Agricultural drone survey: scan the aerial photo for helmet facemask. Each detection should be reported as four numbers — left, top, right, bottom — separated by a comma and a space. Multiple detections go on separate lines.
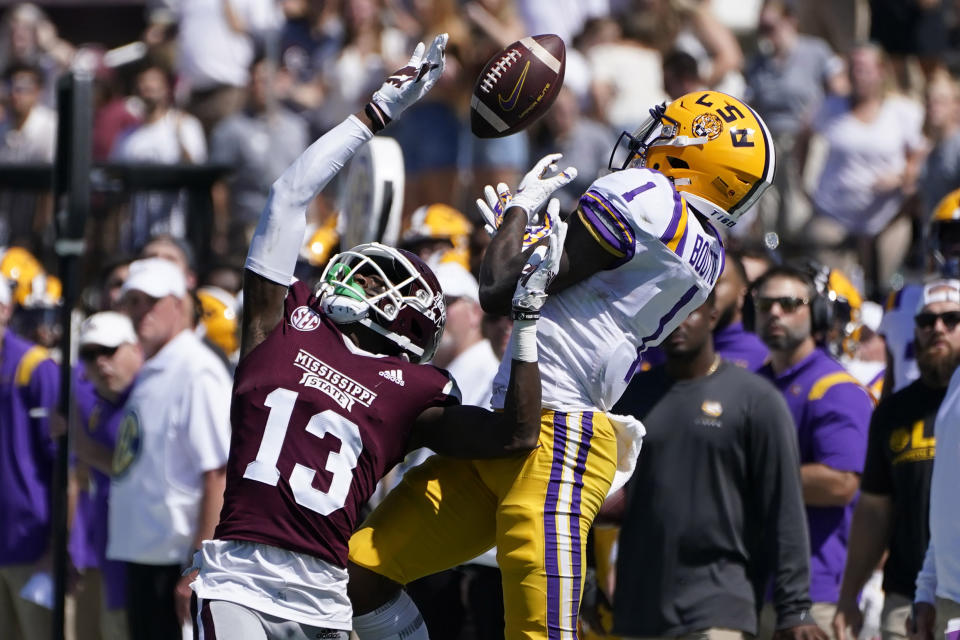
317, 243, 445, 363
608, 103, 709, 174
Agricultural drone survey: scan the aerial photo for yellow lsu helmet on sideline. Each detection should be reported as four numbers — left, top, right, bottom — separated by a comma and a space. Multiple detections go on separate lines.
0, 246, 44, 306
929, 187, 960, 276
609, 90, 775, 228
197, 286, 239, 357
400, 203, 473, 270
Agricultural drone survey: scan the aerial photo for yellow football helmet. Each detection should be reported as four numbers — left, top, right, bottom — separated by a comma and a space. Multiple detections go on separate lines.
303, 214, 341, 269
400, 204, 472, 270
0, 246, 44, 306
929, 187, 960, 276
197, 286, 239, 357
609, 90, 775, 228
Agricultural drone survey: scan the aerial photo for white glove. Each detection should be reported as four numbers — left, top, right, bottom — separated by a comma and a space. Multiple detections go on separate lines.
368, 33, 447, 128
510, 153, 577, 223
511, 200, 568, 320
477, 183, 565, 249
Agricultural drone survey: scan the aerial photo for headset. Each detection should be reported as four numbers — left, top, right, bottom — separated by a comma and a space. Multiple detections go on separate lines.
743, 263, 831, 337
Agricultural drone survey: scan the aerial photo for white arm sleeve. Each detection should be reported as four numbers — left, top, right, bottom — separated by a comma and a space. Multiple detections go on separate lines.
245, 115, 374, 285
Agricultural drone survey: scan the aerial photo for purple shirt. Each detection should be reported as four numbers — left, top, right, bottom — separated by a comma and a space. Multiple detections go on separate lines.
68, 367, 127, 609
714, 322, 769, 372
0, 329, 59, 565
760, 348, 873, 603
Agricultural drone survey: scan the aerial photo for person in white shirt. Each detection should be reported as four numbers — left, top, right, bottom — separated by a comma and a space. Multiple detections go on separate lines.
432, 262, 500, 408
0, 62, 57, 248
909, 298, 960, 639
111, 61, 207, 253
107, 258, 231, 640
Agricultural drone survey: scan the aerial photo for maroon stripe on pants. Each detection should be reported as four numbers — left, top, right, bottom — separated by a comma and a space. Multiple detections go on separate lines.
193, 596, 218, 640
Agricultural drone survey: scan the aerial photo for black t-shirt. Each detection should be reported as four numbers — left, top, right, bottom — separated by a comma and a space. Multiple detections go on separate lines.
860, 379, 941, 599
611, 361, 811, 636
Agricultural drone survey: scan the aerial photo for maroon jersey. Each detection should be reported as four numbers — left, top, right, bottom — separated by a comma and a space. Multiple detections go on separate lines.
215, 281, 459, 567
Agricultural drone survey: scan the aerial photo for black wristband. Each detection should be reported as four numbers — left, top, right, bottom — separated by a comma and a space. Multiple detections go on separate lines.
511, 309, 540, 321
364, 102, 392, 133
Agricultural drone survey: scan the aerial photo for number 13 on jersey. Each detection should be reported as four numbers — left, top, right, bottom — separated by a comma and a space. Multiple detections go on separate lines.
243, 388, 364, 516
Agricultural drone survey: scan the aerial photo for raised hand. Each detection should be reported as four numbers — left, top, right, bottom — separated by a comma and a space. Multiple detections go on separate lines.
367, 33, 448, 130
511, 198, 568, 320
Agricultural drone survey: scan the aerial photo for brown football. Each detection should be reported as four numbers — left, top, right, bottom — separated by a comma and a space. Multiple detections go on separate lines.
470, 34, 566, 139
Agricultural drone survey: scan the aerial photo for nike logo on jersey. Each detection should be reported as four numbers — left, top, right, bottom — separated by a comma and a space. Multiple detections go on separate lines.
498, 61, 530, 111
378, 369, 405, 386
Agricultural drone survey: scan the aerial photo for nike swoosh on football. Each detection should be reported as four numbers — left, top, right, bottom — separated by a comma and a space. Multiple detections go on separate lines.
498, 61, 531, 112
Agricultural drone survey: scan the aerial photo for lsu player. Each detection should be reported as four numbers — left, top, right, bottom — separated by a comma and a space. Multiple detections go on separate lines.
347, 91, 775, 639
881, 187, 960, 397
187, 34, 562, 639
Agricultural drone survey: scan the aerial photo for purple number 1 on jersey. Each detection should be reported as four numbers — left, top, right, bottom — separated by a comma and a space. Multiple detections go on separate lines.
622, 181, 655, 202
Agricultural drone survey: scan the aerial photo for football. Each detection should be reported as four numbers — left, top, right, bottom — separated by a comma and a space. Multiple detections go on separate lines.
470, 34, 566, 139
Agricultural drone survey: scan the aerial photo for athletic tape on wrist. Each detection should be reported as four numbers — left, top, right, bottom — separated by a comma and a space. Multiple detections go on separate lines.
510, 320, 538, 362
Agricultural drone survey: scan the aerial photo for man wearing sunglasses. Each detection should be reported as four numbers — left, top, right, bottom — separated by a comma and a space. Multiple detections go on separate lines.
908, 279, 960, 639
833, 280, 960, 640
70, 312, 144, 639
753, 265, 874, 637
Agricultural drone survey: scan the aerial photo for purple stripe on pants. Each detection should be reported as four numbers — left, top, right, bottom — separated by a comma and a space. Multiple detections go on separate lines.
544, 411, 568, 639
568, 413, 594, 629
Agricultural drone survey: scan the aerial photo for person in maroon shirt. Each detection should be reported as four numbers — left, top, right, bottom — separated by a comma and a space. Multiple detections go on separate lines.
188, 34, 556, 640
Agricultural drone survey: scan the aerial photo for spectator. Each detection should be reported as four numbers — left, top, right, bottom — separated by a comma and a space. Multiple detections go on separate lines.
806, 42, 925, 296
753, 265, 874, 637
662, 49, 704, 100
745, 0, 844, 239
432, 262, 499, 405
870, 0, 949, 90
0, 3, 73, 107
174, 0, 282, 135
108, 258, 231, 639
917, 70, 960, 217
833, 279, 960, 640
210, 55, 309, 259
70, 312, 143, 640
607, 292, 823, 640
400, 203, 474, 272
0, 62, 56, 251
910, 291, 960, 639
0, 277, 59, 640
794, 0, 870, 56
110, 61, 207, 254
713, 251, 769, 371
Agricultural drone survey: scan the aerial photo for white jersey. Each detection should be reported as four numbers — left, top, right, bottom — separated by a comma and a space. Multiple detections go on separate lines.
491, 168, 724, 413
108, 330, 232, 564
879, 283, 923, 394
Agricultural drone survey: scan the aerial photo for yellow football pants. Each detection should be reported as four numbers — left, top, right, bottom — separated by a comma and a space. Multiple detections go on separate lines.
349, 410, 619, 640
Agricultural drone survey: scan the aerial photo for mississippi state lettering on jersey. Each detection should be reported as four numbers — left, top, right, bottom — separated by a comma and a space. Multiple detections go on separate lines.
215, 281, 459, 567
492, 168, 724, 412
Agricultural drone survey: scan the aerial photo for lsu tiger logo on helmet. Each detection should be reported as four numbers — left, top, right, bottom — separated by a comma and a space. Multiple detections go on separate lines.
929, 187, 960, 277
609, 90, 775, 227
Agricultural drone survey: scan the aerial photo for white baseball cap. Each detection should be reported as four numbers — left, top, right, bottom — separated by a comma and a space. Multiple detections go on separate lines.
79, 311, 138, 349
917, 279, 960, 313
435, 262, 479, 304
120, 257, 187, 299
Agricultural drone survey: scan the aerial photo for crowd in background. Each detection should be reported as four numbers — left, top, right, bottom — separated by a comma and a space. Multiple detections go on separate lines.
3, 0, 960, 639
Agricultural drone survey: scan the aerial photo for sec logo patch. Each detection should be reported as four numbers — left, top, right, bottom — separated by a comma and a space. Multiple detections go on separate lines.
291, 306, 322, 331
113, 410, 142, 477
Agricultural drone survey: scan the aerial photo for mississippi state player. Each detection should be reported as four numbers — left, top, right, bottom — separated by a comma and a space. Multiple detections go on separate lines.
188, 34, 554, 640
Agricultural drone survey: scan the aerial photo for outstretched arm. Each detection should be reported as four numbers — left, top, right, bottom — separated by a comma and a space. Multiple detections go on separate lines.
240, 35, 448, 359
411, 217, 567, 457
